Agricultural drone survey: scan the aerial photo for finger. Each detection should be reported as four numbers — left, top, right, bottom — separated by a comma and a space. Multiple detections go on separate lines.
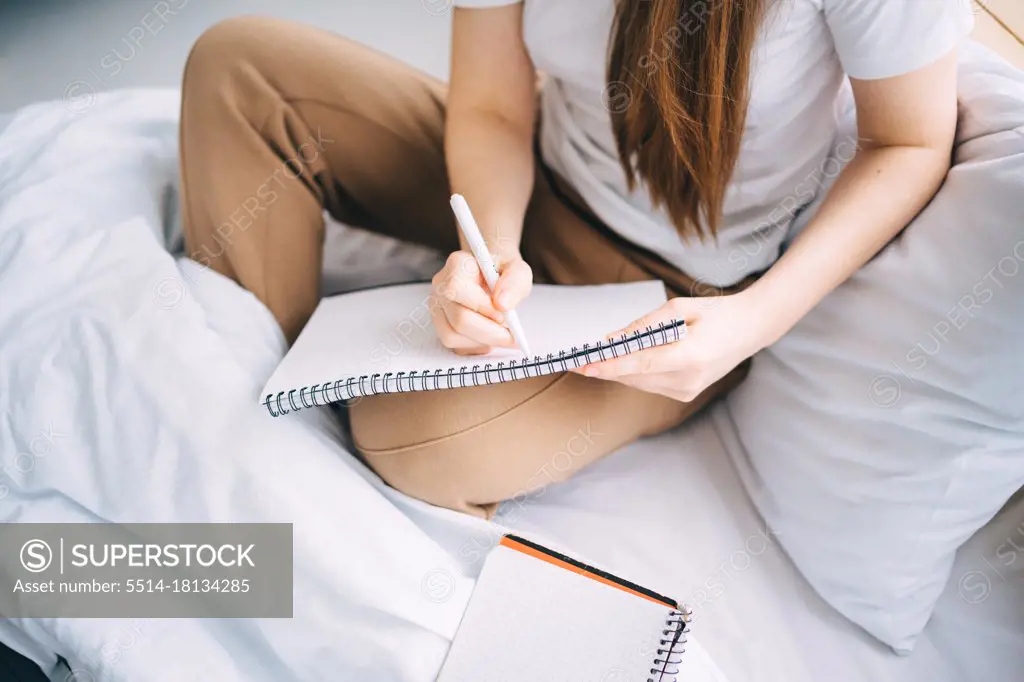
573, 344, 680, 379
493, 260, 533, 311
447, 251, 494, 297
613, 372, 704, 403
575, 364, 667, 396
444, 278, 506, 323
606, 298, 693, 340
434, 261, 504, 323
454, 346, 493, 356
444, 299, 517, 348
596, 372, 663, 394
431, 303, 495, 351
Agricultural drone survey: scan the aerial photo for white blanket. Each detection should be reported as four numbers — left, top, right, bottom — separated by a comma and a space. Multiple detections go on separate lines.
0, 89, 504, 682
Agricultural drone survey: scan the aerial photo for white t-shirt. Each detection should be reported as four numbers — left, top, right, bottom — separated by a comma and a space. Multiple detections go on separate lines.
453, 0, 973, 286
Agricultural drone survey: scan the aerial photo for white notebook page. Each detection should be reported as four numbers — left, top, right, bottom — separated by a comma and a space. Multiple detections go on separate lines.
438, 541, 727, 682
260, 280, 668, 400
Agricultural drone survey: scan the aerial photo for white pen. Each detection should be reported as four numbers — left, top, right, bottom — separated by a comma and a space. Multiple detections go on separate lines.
449, 194, 533, 358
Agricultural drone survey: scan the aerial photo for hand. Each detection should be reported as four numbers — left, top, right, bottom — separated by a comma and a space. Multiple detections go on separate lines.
571, 292, 771, 402
430, 251, 533, 355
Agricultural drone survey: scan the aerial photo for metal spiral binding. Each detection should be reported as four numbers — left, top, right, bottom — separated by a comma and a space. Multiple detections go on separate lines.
263, 319, 686, 417
648, 605, 692, 682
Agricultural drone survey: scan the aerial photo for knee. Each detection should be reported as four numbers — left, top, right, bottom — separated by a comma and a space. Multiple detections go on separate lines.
183, 16, 268, 91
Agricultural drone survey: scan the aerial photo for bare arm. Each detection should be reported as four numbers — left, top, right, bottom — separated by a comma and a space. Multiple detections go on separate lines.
429, 5, 538, 354
577, 49, 961, 402
446, 5, 537, 262
749, 50, 960, 347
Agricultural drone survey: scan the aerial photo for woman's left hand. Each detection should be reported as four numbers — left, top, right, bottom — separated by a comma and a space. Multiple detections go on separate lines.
571, 291, 774, 402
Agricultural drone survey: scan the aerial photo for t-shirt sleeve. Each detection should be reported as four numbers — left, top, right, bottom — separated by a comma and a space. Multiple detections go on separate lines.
822, 0, 974, 80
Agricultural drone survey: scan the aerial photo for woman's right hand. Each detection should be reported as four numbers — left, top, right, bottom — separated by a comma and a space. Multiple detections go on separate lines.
430, 250, 533, 355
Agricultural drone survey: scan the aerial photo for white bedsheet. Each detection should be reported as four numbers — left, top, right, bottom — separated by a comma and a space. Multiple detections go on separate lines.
0, 89, 490, 682
1, 89, 1020, 682
504, 412, 1024, 682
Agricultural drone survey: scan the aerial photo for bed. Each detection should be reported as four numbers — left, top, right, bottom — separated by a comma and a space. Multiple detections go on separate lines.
1, 42, 1022, 682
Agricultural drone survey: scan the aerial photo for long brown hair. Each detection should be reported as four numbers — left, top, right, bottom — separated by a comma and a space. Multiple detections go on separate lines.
607, 0, 767, 241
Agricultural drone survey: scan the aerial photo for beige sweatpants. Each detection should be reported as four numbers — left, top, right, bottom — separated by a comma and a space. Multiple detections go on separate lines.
179, 17, 753, 518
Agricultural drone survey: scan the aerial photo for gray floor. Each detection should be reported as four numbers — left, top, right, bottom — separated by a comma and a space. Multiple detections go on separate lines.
0, 0, 452, 113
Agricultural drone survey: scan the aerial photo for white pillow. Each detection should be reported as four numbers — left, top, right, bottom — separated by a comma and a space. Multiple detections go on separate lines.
923, 488, 1024, 676
715, 42, 1024, 653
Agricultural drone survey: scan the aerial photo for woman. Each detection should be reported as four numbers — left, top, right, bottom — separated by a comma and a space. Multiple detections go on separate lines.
179, 1, 970, 517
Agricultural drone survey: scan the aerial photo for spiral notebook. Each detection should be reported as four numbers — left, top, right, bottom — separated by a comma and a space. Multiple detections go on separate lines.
259, 280, 685, 417
437, 534, 719, 682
